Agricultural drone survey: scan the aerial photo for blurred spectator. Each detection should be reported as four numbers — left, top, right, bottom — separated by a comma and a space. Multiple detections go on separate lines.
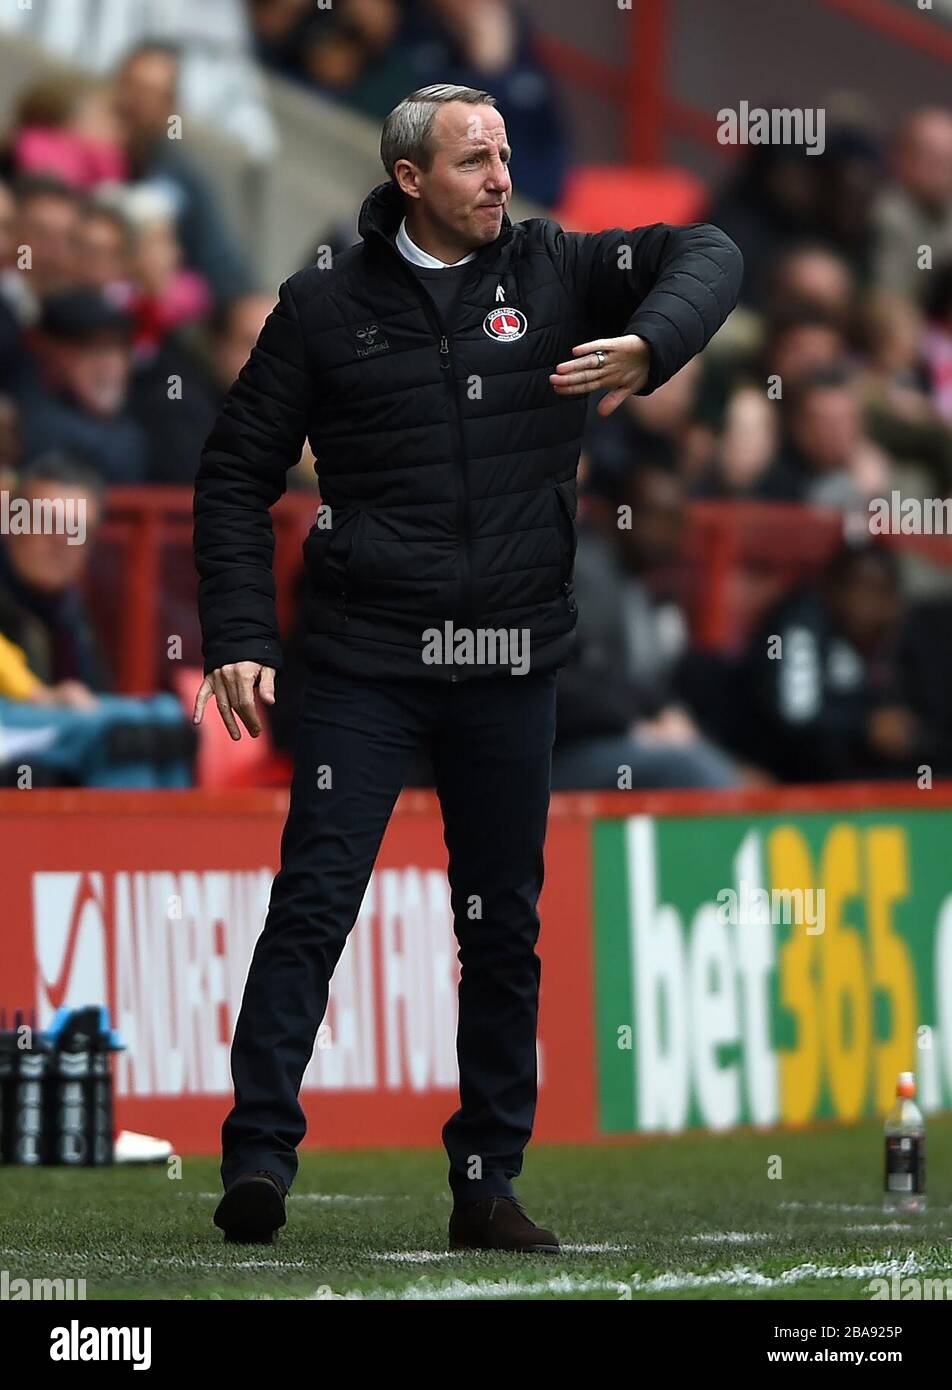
129, 292, 273, 484
13, 287, 148, 484
111, 41, 254, 304
0, 453, 110, 696
407, 0, 569, 207
890, 595, 952, 776
9, 174, 82, 318
857, 288, 952, 494
98, 184, 212, 354
778, 365, 891, 509
0, 178, 21, 380
924, 260, 952, 424
251, 0, 311, 64
552, 459, 739, 789
293, 0, 417, 118
0, 451, 195, 787
874, 109, 952, 303
209, 292, 275, 390
762, 307, 849, 388
74, 200, 134, 291
256, 0, 569, 207
0, 177, 16, 275
584, 360, 710, 492
2, 73, 126, 190
813, 123, 881, 282
708, 143, 821, 310
694, 387, 794, 501
0, 394, 20, 488
0, 0, 277, 162
768, 245, 856, 327
0, 73, 79, 168
734, 544, 937, 782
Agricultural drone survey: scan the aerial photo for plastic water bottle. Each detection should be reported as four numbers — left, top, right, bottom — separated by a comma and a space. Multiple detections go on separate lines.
884, 1071, 926, 1214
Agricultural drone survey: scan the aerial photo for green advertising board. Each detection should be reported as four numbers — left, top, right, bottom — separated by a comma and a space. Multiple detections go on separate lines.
595, 811, 952, 1133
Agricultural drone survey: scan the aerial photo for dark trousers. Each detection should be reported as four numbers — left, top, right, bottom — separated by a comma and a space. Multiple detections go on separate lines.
221, 663, 557, 1203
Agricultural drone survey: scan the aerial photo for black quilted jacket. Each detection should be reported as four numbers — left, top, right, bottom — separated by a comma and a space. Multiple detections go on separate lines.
193, 180, 742, 680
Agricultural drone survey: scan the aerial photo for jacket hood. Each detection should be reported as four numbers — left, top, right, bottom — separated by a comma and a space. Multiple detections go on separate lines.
357, 179, 514, 257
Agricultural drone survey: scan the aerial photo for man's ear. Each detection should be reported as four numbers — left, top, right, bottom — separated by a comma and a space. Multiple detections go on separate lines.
393, 161, 421, 201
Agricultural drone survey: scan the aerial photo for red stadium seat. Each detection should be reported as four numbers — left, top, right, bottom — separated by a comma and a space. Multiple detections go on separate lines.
555, 165, 708, 232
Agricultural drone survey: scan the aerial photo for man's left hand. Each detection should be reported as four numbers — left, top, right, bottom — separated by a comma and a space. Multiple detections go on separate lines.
548, 335, 651, 416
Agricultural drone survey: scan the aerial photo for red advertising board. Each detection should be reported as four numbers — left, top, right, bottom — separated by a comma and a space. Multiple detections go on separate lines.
0, 790, 596, 1155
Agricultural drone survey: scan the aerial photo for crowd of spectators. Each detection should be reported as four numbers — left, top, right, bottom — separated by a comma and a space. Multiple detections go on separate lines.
0, 5, 950, 789
556, 106, 952, 789
249, 0, 568, 207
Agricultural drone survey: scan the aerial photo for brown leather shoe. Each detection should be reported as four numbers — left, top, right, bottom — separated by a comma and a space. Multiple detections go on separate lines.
213, 1170, 287, 1244
449, 1196, 560, 1254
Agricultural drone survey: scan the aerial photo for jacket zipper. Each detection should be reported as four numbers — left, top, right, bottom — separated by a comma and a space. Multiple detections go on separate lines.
381, 246, 477, 647
438, 332, 474, 643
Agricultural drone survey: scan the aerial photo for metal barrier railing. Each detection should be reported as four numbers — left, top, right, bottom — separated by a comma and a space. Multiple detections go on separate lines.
81, 489, 952, 695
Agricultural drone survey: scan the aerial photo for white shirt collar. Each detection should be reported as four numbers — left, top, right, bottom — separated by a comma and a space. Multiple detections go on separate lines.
396, 217, 476, 269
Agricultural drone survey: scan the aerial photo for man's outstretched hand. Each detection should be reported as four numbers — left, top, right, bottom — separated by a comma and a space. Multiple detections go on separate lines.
549, 334, 651, 415
193, 662, 276, 740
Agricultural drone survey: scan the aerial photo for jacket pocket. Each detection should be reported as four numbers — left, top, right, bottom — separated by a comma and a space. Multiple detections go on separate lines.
551, 478, 578, 587
304, 506, 365, 600
340, 509, 367, 604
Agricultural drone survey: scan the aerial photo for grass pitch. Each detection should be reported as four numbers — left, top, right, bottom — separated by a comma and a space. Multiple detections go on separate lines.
2, 1116, 951, 1300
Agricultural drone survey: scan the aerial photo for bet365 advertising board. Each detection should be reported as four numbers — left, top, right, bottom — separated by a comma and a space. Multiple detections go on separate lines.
593, 808, 952, 1135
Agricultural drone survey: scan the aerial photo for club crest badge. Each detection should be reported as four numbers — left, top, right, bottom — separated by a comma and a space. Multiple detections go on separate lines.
483, 307, 527, 342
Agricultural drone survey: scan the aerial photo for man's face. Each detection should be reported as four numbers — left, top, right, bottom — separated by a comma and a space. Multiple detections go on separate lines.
75, 213, 131, 288
770, 324, 844, 384
213, 294, 273, 389
18, 192, 80, 293
114, 52, 177, 152
44, 334, 131, 417
897, 112, 952, 215
7, 482, 100, 593
830, 559, 901, 653
399, 103, 512, 251
790, 385, 860, 473
617, 468, 685, 576
775, 250, 853, 321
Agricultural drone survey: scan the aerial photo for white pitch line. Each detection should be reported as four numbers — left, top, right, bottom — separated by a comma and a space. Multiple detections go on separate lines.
779, 1201, 883, 1213
375, 1251, 457, 1263
372, 1243, 638, 1262
317, 1252, 948, 1300
846, 1223, 920, 1233
555, 1251, 639, 1262
779, 1201, 951, 1214
689, 1233, 771, 1243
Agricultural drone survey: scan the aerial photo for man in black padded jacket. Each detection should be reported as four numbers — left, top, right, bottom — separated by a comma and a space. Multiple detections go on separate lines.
193, 84, 743, 1252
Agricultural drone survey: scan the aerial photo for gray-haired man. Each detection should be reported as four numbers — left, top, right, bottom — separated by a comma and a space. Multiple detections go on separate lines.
194, 85, 743, 1251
